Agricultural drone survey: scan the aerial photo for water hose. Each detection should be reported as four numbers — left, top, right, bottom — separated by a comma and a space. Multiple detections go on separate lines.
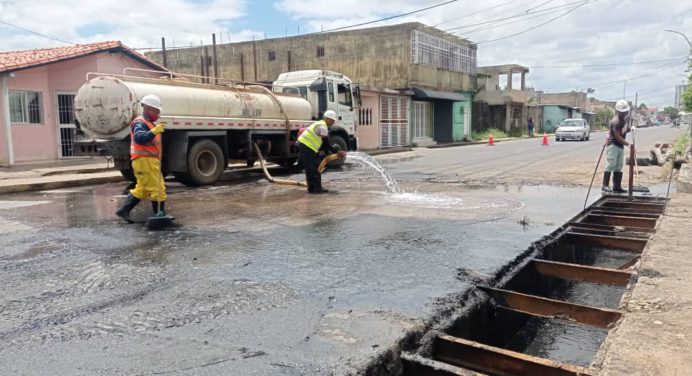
318, 154, 341, 174
253, 143, 307, 187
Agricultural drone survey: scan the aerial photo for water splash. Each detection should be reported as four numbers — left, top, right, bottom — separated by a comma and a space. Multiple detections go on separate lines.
346, 152, 401, 193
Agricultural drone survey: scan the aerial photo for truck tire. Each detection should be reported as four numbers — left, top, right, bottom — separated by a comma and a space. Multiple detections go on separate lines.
186, 139, 225, 186
328, 135, 347, 167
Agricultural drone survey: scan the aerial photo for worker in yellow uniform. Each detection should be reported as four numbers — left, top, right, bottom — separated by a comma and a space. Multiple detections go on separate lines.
296, 110, 347, 193
116, 94, 168, 222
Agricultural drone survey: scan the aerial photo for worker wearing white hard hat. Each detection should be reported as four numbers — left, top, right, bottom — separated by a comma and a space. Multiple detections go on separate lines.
296, 110, 347, 193
116, 94, 169, 222
602, 99, 631, 193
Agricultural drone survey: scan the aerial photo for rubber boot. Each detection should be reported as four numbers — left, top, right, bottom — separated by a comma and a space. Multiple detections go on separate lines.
310, 173, 329, 194
116, 194, 140, 223
151, 201, 165, 215
601, 172, 612, 193
612, 172, 626, 193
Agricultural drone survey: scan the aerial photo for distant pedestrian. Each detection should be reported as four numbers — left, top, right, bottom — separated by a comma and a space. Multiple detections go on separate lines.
527, 117, 535, 137
602, 99, 631, 193
116, 94, 168, 222
296, 110, 347, 193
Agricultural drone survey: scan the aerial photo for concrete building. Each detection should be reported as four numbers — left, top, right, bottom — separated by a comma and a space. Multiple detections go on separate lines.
0, 41, 166, 166
147, 22, 477, 147
675, 83, 689, 109
473, 64, 530, 134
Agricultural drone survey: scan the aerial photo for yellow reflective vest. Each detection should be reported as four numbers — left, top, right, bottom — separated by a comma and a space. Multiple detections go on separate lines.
297, 120, 327, 153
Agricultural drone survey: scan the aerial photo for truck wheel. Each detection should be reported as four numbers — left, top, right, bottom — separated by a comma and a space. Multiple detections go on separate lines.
120, 168, 136, 182
186, 139, 225, 186
328, 135, 348, 167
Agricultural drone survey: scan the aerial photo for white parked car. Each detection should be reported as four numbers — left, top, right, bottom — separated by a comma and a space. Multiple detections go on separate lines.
555, 119, 590, 141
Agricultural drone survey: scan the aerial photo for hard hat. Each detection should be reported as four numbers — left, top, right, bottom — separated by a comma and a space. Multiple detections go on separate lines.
615, 99, 630, 113
141, 94, 162, 111
323, 110, 337, 121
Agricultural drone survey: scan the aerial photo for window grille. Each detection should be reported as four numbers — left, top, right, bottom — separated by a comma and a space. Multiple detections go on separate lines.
410, 30, 476, 74
316, 46, 325, 57
268, 51, 276, 61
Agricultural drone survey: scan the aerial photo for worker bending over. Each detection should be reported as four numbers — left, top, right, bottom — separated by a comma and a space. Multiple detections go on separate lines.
296, 110, 347, 193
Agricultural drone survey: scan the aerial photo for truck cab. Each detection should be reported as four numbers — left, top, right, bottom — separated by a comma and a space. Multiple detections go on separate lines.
273, 70, 361, 151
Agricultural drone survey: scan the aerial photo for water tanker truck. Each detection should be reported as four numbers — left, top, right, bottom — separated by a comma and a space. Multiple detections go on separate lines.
73, 69, 361, 186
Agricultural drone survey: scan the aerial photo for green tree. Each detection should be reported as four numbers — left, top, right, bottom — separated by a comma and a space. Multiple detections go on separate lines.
683, 87, 692, 112
594, 107, 614, 129
663, 106, 679, 120
638, 102, 647, 109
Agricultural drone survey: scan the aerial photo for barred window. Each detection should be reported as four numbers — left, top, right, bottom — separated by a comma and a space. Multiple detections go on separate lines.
410, 30, 476, 74
316, 46, 325, 57
268, 51, 276, 61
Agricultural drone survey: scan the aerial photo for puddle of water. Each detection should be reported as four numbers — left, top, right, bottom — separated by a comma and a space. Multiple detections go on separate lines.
552, 281, 625, 309
506, 317, 607, 367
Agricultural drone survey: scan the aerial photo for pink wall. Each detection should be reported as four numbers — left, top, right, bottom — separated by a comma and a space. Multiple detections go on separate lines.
1, 51, 160, 163
356, 93, 380, 150
7, 66, 56, 162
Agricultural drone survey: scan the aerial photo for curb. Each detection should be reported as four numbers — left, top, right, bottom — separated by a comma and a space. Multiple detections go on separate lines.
0, 174, 124, 195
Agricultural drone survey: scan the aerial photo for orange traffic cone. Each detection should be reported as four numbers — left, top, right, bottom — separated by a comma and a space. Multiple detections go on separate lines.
541, 132, 549, 146
488, 133, 494, 146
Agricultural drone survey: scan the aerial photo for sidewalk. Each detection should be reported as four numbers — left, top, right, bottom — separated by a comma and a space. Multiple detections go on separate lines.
597, 192, 692, 375
0, 160, 123, 194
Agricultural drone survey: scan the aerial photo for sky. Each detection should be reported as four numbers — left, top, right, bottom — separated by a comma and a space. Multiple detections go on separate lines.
0, 0, 690, 108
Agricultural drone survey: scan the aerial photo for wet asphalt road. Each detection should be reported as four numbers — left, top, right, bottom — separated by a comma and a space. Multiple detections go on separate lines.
0, 126, 679, 375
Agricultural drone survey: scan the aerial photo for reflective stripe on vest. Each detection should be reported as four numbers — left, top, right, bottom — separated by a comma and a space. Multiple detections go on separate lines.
297, 120, 325, 153
130, 116, 162, 160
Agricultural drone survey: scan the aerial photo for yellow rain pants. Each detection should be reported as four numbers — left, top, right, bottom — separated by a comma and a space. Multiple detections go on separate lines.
130, 157, 167, 202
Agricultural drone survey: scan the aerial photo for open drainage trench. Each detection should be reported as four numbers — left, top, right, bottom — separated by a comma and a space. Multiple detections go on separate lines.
343, 153, 667, 376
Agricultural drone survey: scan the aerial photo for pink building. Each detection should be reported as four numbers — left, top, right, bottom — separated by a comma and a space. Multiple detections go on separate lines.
357, 89, 411, 150
0, 41, 167, 166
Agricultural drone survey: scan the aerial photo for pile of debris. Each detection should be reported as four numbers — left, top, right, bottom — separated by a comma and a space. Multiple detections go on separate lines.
627, 143, 687, 168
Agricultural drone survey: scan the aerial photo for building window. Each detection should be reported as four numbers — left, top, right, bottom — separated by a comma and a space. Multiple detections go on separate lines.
328, 82, 334, 102
410, 30, 476, 74
268, 51, 276, 61
359, 108, 373, 126
316, 46, 325, 58
9, 91, 43, 124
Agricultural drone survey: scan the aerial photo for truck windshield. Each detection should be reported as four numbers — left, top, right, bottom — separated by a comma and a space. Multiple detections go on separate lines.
337, 83, 352, 107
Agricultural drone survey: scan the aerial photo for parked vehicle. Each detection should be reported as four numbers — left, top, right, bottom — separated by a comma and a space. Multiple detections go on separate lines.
555, 118, 590, 141
73, 69, 361, 186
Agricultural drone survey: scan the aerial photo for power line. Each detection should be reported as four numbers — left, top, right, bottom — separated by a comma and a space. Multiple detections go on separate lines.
445, 0, 583, 32
530, 56, 689, 69
459, 2, 582, 36
313, 0, 458, 35
592, 59, 688, 88
476, 1, 589, 44
434, 0, 516, 27
0, 18, 75, 46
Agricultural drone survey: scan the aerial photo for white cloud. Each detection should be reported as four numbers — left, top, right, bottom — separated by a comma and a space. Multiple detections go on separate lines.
276, 0, 692, 108
2, 0, 690, 108
0, 0, 257, 51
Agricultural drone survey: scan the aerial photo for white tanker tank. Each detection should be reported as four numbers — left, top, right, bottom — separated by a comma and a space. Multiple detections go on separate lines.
74, 75, 314, 140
